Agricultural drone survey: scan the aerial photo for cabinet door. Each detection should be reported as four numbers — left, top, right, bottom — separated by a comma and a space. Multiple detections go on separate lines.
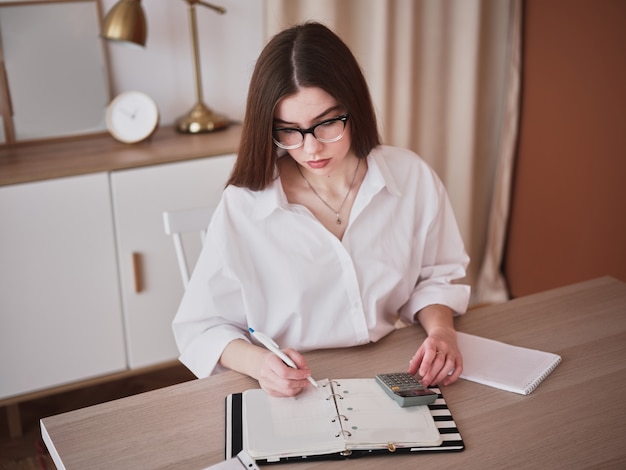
110, 155, 236, 368
0, 174, 126, 399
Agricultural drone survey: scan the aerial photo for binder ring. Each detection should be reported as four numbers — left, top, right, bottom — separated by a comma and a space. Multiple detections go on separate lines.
332, 414, 349, 423
335, 429, 352, 438
326, 393, 344, 400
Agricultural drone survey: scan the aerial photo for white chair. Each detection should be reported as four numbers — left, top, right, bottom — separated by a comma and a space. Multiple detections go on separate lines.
162, 207, 214, 288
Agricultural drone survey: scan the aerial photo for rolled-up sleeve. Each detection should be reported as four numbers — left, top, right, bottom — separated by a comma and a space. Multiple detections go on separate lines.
399, 161, 470, 323
172, 213, 249, 378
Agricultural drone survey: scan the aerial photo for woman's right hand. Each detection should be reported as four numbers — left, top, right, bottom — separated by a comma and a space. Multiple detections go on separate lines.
219, 339, 313, 397
257, 348, 313, 397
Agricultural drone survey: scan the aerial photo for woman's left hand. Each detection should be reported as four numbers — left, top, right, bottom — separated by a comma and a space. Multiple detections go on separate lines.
408, 325, 463, 387
407, 304, 463, 387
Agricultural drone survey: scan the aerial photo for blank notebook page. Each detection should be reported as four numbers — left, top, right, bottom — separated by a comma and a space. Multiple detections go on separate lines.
242, 383, 343, 458
336, 379, 441, 449
457, 332, 562, 395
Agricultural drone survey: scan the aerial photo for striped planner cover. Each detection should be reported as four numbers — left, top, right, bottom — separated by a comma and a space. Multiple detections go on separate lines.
225, 386, 464, 463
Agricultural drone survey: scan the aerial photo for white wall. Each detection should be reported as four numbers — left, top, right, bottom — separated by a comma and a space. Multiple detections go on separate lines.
101, 0, 264, 126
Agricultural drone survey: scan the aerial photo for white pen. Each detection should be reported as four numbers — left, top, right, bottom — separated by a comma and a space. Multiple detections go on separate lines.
248, 327, 319, 387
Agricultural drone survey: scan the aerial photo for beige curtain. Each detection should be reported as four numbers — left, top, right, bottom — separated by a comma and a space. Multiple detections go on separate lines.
264, 0, 521, 305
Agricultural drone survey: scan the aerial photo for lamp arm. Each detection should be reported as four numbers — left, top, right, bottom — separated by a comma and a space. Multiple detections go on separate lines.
185, 0, 226, 15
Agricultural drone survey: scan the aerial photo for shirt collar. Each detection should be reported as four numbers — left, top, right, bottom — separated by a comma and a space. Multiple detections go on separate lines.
252, 175, 286, 220
364, 146, 402, 198
251, 146, 402, 221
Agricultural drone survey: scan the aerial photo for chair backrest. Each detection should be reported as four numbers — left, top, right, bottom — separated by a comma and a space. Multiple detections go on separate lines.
162, 207, 214, 288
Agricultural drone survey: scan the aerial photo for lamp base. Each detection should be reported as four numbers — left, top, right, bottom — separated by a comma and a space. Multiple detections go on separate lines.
176, 102, 229, 134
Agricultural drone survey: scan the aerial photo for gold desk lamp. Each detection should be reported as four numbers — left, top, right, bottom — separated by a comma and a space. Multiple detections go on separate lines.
101, 0, 229, 133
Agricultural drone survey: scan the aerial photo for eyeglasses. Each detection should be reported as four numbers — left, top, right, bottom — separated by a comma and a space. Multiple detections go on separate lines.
272, 114, 349, 150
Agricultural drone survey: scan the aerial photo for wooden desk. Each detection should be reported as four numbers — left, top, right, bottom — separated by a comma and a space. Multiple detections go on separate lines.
40, 277, 626, 469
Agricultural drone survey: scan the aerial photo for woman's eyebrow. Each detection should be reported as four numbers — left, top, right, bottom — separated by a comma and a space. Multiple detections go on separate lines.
312, 105, 343, 121
274, 105, 343, 127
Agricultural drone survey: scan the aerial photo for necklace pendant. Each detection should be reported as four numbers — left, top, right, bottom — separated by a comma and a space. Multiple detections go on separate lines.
295, 158, 360, 228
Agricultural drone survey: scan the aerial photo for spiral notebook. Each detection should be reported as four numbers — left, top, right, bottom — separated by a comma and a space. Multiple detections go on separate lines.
457, 332, 562, 395
226, 378, 463, 464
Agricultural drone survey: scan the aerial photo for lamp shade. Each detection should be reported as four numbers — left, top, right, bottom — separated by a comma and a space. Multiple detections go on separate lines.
101, 0, 147, 46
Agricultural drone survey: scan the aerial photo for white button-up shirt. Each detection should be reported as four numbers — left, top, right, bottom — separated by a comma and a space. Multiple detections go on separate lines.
173, 145, 470, 378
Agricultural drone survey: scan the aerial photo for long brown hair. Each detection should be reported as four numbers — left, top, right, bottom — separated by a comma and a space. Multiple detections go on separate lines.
227, 22, 380, 191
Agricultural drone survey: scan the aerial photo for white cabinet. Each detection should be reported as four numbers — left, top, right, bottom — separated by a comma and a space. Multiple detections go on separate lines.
0, 154, 235, 401
110, 154, 236, 368
0, 173, 126, 399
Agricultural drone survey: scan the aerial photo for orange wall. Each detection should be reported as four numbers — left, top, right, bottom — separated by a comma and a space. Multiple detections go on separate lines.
504, 0, 626, 297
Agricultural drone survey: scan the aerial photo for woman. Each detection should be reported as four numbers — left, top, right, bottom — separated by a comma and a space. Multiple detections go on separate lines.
173, 22, 470, 397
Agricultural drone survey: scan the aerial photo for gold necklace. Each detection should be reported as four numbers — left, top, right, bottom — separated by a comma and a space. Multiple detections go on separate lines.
296, 158, 361, 225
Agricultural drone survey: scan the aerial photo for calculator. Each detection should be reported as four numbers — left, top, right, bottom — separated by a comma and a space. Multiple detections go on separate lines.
375, 373, 438, 407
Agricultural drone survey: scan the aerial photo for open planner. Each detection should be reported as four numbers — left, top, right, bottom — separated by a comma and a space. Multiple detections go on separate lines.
225, 378, 464, 463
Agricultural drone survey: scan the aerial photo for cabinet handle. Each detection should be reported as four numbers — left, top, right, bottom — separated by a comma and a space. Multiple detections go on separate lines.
132, 252, 143, 293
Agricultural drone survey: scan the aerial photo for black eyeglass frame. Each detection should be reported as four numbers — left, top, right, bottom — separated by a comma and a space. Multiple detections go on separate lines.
272, 114, 350, 150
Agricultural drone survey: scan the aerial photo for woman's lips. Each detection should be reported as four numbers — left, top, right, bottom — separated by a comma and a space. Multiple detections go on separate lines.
307, 159, 330, 169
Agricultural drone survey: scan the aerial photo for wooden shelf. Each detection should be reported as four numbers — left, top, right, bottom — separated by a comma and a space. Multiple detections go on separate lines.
0, 124, 241, 186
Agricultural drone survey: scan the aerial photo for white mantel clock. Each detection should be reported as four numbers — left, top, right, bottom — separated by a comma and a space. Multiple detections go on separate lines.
105, 91, 159, 144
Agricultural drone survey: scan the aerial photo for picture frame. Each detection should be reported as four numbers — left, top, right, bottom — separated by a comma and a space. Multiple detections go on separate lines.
0, 0, 112, 146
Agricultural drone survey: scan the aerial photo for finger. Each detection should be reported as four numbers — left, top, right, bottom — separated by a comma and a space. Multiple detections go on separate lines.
283, 348, 311, 373
261, 372, 307, 397
407, 348, 425, 375
420, 352, 446, 386
269, 353, 311, 391
419, 348, 443, 379
259, 355, 306, 396
432, 356, 456, 386
272, 361, 310, 385
442, 359, 463, 386
263, 381, 305, 397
